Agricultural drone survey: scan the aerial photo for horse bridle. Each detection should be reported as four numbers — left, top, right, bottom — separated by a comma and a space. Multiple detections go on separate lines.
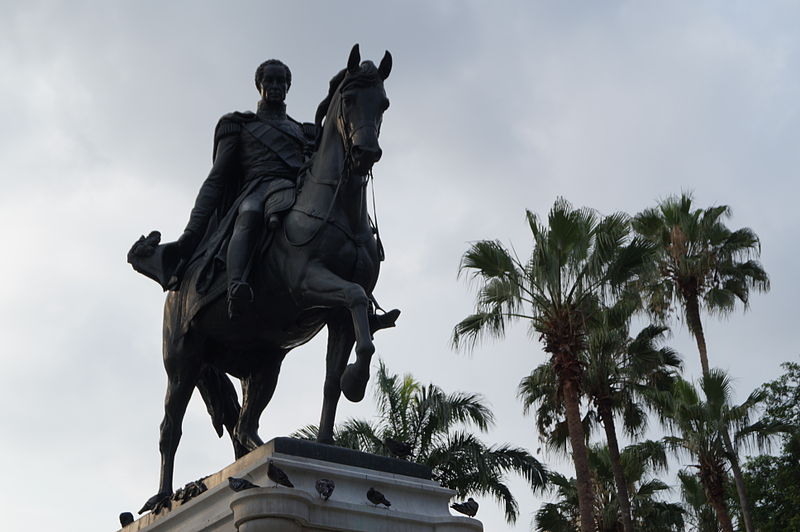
285, 84, 380, 248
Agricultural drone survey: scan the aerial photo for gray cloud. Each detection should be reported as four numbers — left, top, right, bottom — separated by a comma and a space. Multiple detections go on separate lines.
1, 1, 799, 530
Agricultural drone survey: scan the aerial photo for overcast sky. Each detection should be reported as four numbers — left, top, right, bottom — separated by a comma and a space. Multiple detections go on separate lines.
1, 1, 799, 531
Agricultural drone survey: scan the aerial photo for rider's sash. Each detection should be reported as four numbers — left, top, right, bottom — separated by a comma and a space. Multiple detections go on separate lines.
244, 120, 305, 170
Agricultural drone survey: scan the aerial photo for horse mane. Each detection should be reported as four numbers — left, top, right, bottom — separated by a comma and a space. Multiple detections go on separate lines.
313, 61, 383, 147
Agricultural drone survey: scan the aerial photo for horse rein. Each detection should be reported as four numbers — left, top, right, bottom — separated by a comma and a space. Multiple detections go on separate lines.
284, 88, 375, 248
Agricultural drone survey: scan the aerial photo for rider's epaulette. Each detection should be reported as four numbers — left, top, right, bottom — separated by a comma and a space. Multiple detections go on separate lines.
212, 112, 255, 160
215, 111, 254, 141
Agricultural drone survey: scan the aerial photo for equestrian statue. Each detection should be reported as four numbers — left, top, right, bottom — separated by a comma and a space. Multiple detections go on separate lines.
127, 44, 396, 514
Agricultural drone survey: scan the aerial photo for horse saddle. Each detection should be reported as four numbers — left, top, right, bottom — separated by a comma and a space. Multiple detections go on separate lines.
263, 177, 296, 223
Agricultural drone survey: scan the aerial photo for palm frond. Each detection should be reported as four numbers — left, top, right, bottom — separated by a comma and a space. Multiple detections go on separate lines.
458, 240, 521, 281
452, 310, 508, 351
290, 424, 320, 441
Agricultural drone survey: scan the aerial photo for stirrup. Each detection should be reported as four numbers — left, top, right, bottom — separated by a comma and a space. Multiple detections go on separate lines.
227, 281, 254, 320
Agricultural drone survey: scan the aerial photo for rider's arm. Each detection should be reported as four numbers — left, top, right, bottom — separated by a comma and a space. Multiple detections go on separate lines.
181, 123, 240, 246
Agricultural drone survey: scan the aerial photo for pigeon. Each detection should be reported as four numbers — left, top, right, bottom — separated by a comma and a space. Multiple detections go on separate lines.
228, 476, 260, 492
383, 437, 413, 459
173, 477, 208, 503
119, 512, 134, 527
315, 478, 335, 501
450, 497, 479, 517
267, 460, 294, 488
367, 487, 391, 507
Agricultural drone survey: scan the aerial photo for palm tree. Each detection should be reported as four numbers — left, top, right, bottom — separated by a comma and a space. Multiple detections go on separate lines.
535, 441, 684, 532
633, 193, 769, 532
677, 470, 721, 532
535, 472, 580, 532
632, 193, 769, 376
520, 302, 681, 532
581, 305, 682, 532
454, 198, 653, 532
663, 370, 787, 531
293, 361, 547, 524
661, 376, 733, 531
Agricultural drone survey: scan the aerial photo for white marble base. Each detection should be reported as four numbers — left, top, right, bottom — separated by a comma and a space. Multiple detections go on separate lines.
120, 439, 482, 532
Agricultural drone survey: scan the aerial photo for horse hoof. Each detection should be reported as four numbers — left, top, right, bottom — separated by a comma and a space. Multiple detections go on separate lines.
341, 362, 370, 402
234, 432, 265, 453
317, 434, 335, 445
139, 492, 172, 515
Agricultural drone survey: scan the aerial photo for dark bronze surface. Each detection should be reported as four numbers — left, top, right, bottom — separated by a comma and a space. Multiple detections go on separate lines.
129, 44, 397, 515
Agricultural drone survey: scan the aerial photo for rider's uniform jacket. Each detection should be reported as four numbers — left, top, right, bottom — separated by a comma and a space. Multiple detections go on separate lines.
184, 106, 316, 238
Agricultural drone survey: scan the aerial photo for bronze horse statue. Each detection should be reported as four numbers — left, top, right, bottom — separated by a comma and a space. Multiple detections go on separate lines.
138, 45, 395, 513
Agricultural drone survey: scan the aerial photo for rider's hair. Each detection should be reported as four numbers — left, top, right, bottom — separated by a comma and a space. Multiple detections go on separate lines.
255, 59, 292, 91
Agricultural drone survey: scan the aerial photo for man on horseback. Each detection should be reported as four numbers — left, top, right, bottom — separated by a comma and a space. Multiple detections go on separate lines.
130, 46, 401, 517
173, 59, 315, 319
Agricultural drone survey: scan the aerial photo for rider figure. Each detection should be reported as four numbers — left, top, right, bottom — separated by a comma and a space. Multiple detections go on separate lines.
175, 59, 314, 319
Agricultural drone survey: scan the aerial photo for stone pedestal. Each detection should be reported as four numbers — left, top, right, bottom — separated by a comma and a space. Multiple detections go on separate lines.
120, 438, 482, 532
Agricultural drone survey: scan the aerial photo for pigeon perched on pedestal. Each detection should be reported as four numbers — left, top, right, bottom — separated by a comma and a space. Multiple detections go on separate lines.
383, 437, 413, 459
316, 478, 335, 501
450, 497, 479, 517
173, 477, 208, 503
367, 487, 391, 507
119, 512, 134, 527
267, 460, 294, 488
228, 476, 259, 492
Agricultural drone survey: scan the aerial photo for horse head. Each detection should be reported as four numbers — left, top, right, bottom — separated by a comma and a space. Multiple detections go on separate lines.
315, 44, 392, 175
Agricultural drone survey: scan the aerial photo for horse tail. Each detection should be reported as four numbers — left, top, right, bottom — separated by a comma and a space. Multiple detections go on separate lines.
196, 365, 240, 438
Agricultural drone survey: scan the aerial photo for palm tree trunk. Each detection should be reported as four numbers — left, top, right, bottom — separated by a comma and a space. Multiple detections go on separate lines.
707, 490, 735, 532
701, 463, 735, 532
721, 429, 755, 532
562, 377, 596, 532
597, 400, 635, 532
684, 294, 710, 375
685, 292, 754, 531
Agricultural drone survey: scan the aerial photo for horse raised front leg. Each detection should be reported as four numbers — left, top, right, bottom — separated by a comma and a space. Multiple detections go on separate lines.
299, 265, 374, 402
318, 311, 356, 444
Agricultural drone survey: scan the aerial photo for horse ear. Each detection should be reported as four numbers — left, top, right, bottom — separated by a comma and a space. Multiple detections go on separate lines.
347, 44, 361, 73
378, 51, 392, 80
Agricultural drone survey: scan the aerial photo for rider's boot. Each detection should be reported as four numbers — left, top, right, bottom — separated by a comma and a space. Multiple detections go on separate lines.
226, 210, 261, 320
368, 308, 401, 336
227, 281, 254, 320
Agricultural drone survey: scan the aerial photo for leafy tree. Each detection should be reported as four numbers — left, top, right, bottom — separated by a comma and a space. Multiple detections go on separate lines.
454, 199, 653, 532
741, 452, 800, 531
535, 442, 684, 532
740, 361, 800, 531
292, 361, 546, 524
633, 193, 769, 532
759, 361, 800, 432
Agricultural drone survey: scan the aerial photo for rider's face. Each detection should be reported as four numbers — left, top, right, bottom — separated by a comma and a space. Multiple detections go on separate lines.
259, 65, 289, 104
